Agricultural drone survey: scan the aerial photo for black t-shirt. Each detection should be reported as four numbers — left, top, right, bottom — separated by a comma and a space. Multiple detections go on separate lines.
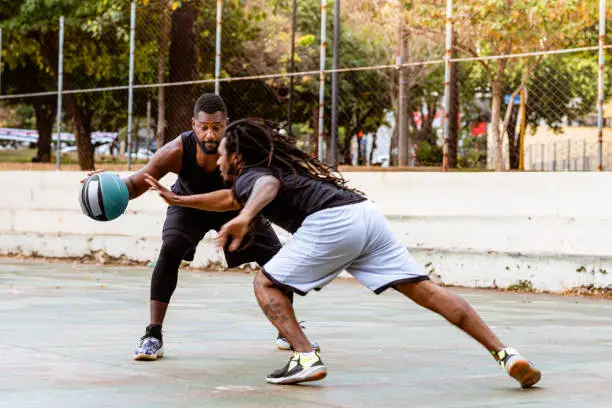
233, 167, 366, 233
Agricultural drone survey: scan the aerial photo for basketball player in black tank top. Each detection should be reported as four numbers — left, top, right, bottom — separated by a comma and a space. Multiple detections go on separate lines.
121, 94, 315, 361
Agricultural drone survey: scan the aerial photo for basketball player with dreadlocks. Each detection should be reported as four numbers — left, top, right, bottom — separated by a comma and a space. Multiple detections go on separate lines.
119, 95, 317, 362
145, 118, 541, 388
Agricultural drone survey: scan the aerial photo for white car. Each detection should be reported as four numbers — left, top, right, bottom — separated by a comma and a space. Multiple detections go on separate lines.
60, 145, 77, 154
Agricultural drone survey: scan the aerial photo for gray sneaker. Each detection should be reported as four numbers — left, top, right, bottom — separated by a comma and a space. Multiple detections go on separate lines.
134, 336, 164, 361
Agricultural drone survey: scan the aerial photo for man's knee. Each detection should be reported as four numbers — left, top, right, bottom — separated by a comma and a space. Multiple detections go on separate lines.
396, 280, 439, 307
160, 236, 191, 259
253, 270, 295, 304
151, 236, 191, 302
253, 270, 275, 292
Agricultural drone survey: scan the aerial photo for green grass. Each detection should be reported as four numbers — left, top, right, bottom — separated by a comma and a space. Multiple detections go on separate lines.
0, 148, 39, 163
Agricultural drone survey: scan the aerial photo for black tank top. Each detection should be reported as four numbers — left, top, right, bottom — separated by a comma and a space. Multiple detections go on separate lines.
171, 131, 227, 196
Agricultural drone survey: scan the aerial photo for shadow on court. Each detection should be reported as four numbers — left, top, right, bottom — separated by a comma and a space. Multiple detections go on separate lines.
1, 258, 611, 407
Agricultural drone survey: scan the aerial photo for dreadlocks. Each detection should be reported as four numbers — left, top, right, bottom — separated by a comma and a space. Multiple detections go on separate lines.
223, 118, 360, 193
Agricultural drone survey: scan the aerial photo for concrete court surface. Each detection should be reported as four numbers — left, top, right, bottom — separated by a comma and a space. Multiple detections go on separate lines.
1, 258, 611, 408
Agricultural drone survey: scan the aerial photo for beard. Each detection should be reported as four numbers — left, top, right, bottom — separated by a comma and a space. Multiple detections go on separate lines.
222, 162, 238, 184
198, 139, 219, 154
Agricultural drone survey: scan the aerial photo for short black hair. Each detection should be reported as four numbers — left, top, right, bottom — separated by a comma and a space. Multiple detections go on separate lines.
193, 93, 227, 116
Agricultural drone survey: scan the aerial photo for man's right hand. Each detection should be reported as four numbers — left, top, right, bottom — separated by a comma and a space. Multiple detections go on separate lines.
80, 169, 110, 183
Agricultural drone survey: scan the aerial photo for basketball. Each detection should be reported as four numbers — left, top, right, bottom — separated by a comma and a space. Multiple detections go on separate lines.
79, 172, 129, 221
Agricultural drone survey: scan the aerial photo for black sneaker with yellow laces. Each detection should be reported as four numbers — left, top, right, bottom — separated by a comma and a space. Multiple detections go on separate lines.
266, 351, 327, 385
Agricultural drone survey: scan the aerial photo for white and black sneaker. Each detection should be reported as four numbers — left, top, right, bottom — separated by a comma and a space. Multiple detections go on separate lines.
134, 335, 164, 361
266, 351, 327, 385
493, 347, 541, 388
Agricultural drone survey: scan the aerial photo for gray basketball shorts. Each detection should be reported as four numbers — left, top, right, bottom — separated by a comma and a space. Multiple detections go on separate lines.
262, 200, 429, 295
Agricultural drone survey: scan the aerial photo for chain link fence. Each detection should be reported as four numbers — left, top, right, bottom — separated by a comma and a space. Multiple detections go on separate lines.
0, 0, 609, 171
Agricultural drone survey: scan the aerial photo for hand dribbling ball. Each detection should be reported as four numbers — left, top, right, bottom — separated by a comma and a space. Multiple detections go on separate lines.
79, 172, 129, 221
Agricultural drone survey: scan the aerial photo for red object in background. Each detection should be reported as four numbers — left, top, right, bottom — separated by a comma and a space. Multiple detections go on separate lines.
357, 131, 364, 139
471, 122, 486, 137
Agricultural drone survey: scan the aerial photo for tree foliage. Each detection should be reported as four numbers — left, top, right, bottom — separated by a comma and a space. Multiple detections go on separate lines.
0, 0, 607, 169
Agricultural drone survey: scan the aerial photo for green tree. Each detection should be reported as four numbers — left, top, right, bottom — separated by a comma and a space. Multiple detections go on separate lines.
267, 0, 397, 163
339, 0, 445, 166
1, 0, 161, 169
0, 27, 59, 162
405, 0, 599, 171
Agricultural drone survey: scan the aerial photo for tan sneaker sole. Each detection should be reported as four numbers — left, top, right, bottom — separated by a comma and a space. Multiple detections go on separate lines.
508, 360, 541, 388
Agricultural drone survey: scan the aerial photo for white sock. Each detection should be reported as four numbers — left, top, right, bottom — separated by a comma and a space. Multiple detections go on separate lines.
300, 351, 316, 359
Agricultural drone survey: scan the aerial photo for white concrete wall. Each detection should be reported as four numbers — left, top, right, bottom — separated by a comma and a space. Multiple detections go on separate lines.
1, 171, 611, 292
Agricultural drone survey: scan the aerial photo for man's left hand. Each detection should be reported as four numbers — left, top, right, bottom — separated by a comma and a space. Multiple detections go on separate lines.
217, 214, 251, 252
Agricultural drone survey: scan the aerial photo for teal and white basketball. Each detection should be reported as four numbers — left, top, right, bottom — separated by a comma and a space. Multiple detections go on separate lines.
79, 172, 129, 221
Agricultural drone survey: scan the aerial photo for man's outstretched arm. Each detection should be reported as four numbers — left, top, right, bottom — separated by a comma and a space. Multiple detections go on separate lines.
144, 174, 241, 212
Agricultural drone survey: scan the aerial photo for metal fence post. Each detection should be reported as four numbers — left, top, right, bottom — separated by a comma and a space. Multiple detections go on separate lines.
597, 0, 606, 171
127, 2, 136, 170
318, 0, 327, 163
330, 0, 340, 168
0, 28, 3, 96
518, 88, 527, 171
55, 17, 65, 171
215, 0, 222, 95
146, 99, 152, 151
442, 0, 453, 172
288, 0, 297, 136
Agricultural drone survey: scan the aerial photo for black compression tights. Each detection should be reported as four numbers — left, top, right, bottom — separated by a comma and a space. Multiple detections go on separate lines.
150, 236, 191, 303
150, 236, 294, 304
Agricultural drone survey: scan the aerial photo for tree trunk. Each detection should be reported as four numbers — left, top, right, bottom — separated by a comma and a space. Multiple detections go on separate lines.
326, 134, 333, 164
312, 105, 318, 158
341, 131, 352, 164
156, 4, 172, 149
32, 98, 57, 162
356, 136, 364, 165
491, 60, 507, 171
421, 99, 438, 146
64, 94, 95, 170
447, 42, 459, 168
507, 104, 520, 169
165, 2, 197, 142
500, 58, 539, 170
36, 30, 94, 170
389, 109, 399, 166
398, 25, 410, 166
369, 133, 378, 165
491, 84, 504, 171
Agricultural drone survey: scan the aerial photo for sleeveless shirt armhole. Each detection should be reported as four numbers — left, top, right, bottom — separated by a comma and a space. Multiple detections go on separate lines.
178, 133, 190, 176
